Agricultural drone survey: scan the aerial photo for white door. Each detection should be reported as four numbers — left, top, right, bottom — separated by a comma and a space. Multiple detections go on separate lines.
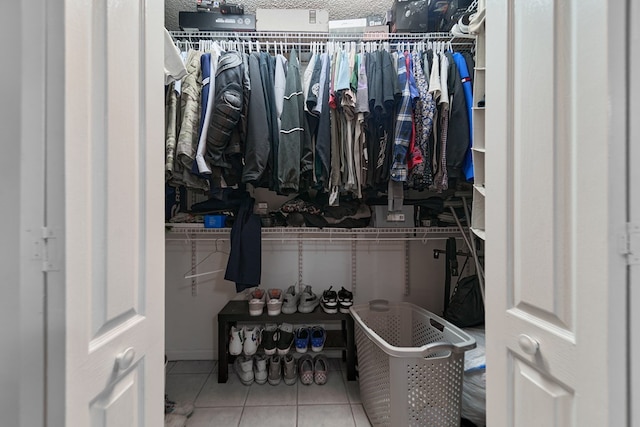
63, 0, 164, 425
485, 0, 628, 426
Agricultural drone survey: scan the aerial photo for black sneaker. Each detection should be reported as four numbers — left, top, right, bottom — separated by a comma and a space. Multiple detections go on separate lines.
338, 287, 353, 313
276, 323, 294, 355
320, 286, 338, 314
262, 324, 278, 355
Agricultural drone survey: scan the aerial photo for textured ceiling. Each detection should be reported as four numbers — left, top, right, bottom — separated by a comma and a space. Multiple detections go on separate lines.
165, 0, 395, 31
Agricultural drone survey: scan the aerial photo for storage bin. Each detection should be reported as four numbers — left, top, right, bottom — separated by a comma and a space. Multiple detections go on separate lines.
350, 300, 476, 427
204, 214, 227, 228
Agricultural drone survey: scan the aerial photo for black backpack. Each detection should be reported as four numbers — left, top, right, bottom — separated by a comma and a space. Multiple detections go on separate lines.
444, 275, 485, 328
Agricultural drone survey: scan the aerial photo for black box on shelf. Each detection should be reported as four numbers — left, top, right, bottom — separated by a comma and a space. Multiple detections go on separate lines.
179, 11, 256, 31
391, 0, 447, 33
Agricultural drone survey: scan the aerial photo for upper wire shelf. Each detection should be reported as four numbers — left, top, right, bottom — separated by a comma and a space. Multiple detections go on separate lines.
169, 30, 476, 50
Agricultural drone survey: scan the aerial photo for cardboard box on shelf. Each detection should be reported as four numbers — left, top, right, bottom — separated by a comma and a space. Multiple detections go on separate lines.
256, 9, 329, 32
371, 205, 416, 228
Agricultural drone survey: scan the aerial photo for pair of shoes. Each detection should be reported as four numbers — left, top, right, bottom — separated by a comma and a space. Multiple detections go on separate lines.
267, 288, 284, 315
298, 354, 329, 385
234, 354, 254, 385
320, 286, 338, 314
248, 288, 266, 316
229, 325, 262, 356
267, 353, 297, 385
338, 287, 353, 313
262, 323, 295, 355
234, 354, 268, 385
165, 395, 194, 417
298, 285, 320, 313
164, 413, 187, 427
281, 284, 299, 314
294, 326, 326, 353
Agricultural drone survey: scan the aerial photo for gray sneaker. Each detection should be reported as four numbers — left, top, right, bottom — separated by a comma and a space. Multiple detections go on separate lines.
281, 285, 299, 314
234, 354, 254, 386
283, 353, 297, 385
268, 355, 282, 385
254, 354, 268, 385
297, 285, 320, 313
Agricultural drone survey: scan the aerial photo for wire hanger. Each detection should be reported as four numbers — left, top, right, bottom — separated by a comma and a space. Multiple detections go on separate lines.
183, 239, 229, 280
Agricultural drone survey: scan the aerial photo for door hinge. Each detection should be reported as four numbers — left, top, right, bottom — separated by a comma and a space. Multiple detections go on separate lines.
40, 226, 60, 272
620, 223, 640, 265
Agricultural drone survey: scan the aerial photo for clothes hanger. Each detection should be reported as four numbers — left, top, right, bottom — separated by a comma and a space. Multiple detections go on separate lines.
183, 239, 229, 280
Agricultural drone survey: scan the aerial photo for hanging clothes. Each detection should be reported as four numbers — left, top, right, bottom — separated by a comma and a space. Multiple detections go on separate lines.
409, 50, 436, 190
453, 51, 475, 181
444, 51, 470, 181
242, 53, 270, 185
224, 196, 262, 292
278, 49, 305, 194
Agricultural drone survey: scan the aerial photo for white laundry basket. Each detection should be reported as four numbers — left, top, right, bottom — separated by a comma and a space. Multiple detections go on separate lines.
350, 300, 476, 427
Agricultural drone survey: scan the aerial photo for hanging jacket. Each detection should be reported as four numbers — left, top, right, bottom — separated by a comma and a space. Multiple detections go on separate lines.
278, 49, 305, 193
242, 53, 270, 185
452, 52, 474, 181
176, 50, 203, 171
205, 51, 244, 172
444, 51, 470, 181
224, 196, 262, 292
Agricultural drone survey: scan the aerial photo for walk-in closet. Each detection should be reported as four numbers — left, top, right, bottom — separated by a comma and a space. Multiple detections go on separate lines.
163, 1, 487, 425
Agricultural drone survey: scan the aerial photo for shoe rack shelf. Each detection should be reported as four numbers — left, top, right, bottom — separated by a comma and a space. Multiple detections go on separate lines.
217, 300, 356, 384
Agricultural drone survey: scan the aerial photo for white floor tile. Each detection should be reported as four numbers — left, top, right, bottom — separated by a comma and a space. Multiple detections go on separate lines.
239, 406, 297, 427
166, 374, 209, 404
341, 370, 361, 404
350, 404, 373, 427
195, 371, 250, 408
297, 404, 356, 427
170, 360, 216, 375
245, 381, 297, 406
297, 372, 349, 405
185, 407, 243, 427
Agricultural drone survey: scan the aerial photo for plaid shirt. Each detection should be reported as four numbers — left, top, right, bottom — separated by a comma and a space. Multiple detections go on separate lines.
390, 53, 414, 182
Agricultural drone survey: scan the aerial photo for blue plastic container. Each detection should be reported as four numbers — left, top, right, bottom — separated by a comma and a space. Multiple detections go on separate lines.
204, 214, 227, 228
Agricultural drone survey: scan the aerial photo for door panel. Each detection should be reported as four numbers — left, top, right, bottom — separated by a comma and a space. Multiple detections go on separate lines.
486, 0, 625, 425
90, 362, 144, 427
512, 357, 573, 426
65, 0, 163, 424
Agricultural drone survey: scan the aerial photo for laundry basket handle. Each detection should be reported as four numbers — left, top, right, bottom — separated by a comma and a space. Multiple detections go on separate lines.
369, 299, 390, 312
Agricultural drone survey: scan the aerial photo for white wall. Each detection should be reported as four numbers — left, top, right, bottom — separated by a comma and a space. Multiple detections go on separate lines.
165, 235, 469, 360
164, 0, 394, 31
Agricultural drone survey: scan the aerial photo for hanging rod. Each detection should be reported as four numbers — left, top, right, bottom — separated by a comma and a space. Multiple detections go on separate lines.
170, 30, 471, 42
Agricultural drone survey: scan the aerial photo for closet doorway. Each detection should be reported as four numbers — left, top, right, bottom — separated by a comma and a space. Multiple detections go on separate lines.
14, 1, 631, 427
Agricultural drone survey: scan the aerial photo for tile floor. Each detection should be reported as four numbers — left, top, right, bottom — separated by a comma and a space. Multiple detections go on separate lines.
166, 359, 372, 427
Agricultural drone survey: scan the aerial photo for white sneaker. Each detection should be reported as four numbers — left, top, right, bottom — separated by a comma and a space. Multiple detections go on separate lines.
267, 288, 284, 316
234, 354, 254, 385
248, 288, 266, 316
243, 326, 262, 356
254, 354, 268, 385
229, 326, 244, 356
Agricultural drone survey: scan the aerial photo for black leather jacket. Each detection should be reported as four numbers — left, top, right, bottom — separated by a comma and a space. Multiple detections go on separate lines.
205, 51, 245, 173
